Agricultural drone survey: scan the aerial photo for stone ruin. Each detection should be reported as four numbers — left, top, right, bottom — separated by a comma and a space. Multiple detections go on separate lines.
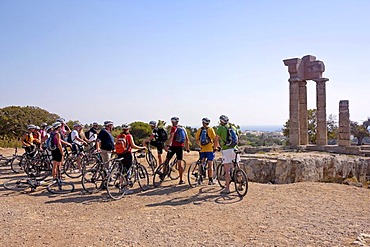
283, 55, 328, 147
283, 55, 369, 156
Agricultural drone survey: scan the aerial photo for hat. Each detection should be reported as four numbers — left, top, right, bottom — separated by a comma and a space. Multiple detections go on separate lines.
104, 121, 114, 126
52, 122, 62, 129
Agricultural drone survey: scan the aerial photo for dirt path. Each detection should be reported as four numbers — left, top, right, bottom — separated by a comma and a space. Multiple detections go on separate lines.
0, 148, 369, 246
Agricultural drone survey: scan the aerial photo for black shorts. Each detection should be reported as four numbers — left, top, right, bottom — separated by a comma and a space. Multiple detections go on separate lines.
117, 152, 133, 171
166, 146, 183, 161
150, 140, 164, 154
51, 149, 63, 162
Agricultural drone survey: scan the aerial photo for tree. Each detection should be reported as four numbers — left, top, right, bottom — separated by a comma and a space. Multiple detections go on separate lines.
350, 119, 370, 145
129, 121, 152, 145
282, 109, 338, 145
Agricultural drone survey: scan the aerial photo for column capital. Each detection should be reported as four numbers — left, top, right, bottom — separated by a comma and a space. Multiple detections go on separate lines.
313, 78, 329, 83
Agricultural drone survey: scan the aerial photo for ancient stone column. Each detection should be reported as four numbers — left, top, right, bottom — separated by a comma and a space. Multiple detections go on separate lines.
289, 78, 300, 146
338, 100, 350, 146
314, 78, 329, 146
299, 80, 308, 145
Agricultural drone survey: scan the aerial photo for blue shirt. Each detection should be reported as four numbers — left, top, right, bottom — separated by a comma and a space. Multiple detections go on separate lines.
97, 128, 114, 151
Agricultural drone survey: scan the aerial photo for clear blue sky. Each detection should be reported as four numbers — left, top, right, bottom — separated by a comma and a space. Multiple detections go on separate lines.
1, 0, 369, 127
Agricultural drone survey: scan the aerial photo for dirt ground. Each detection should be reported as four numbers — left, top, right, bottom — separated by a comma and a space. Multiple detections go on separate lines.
0, 148, 369, 247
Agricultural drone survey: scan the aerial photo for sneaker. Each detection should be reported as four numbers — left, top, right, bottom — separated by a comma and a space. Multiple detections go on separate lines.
221, 188, 230, 194
178, 180, 185, 185
197, 179, 202, 185
208, 179, 215, 185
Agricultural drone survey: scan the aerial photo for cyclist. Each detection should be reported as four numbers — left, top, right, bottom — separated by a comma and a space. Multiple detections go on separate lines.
142, 120, 166, 165
40, 123, 48, 140
21, 124, 36, 154
56, 118, 71, 141
85, 122, 99, 143
33, 126, 42, 148
214, 115, 240, 194
96, 121, 115, 167
195, 117, 217, 185
50, 122, 64, 180
116, 123, 146, 194
165, 117, 190, 185
70, 123, 88, 172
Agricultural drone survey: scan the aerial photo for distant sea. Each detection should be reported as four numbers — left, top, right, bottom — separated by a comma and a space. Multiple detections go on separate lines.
240, 125, 283, 132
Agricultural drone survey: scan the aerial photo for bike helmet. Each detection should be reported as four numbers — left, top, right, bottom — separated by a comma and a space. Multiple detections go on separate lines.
73, 123, 82, 128
27, 124, 36, 130
35, 126, 40, 130
56, 118, 65, 123
121, 123, 131, 130
219, 115, 229, 124
45, 125, 53, 132
104, 120, 114, 126
149, 121, 157, 127
41, 123, 47, 127
171, 117, 179, 122
52, 122, 62, 129
202, 117, 211, 124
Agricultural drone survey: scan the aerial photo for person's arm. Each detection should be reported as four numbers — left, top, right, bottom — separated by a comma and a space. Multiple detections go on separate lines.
195, 129, 201, 147
129, 135, 145, 150
75, 135, 87, 145
21, 133, 29, 146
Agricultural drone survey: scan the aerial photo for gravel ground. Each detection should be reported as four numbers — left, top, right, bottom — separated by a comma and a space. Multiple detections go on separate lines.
0, 148, 369, 247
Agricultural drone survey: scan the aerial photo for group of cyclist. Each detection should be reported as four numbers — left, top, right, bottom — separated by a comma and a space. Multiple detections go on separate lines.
20, 114, 239, 194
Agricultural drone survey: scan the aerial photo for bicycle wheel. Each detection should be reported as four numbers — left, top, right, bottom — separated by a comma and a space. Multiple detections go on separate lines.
169, 159, 186, 180
81, 168, 105, 194
136, 164, 149, 191
10, 156, 24, 174
47, 179, 75, 194
187, 161, 202, 188
145, 151, 157, 175
63, 158, 83, 178
234, 169, 248, 197
106, 165, 126, 200
153, 163, 167, 188
3, 178, 31, 191
216, 163, 226, 188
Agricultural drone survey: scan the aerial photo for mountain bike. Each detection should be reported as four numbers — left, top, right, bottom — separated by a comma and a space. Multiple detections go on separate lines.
216, 148, 248, 197
81, 153, 120, 194
4, 176, 54, 192
63, 144, 94, 179
152, 150, 187, 187
187, 148, 218, 188
106, 150, 149, 200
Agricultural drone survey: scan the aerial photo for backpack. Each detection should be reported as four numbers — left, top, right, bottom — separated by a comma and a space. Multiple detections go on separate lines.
85, 131, 90, 140
199, 127, 211, 145
225, 124, 238, 147
67, 132, 73, 143
175, 127, 186, 144
115, 134, 128, 154
156, 128, 168, 142
46, 132, 57, 151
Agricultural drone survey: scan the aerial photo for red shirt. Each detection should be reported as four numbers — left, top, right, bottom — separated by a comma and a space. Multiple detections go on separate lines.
171, 126, 184, 147
116, 133, 133, 153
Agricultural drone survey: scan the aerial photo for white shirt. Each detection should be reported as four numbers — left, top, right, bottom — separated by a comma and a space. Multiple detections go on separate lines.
71, 130, 82, 145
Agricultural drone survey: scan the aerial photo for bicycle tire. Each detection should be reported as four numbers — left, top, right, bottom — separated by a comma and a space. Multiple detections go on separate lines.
10, 156, 24, 174
234, 169, 248, 197
136, 164, 149, 191
106, 165, 126, 200
169, 159, 186, 180
81, 168, 105, 194
153, 163, 166, 188
216, 162, 226, 188
187, 161, 201, 188
145, 151, 157, 175
3, 178, 31, 191
47, 180, 75, 194
25, 160, 51, 181
63, 158, 83, 179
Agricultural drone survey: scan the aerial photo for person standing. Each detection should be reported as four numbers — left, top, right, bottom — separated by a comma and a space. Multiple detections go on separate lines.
165, 117, 190, 185
195, 117, 217, 185
96, 121, 115, 167
214, 115, 240, 194
143, 120, 167, 165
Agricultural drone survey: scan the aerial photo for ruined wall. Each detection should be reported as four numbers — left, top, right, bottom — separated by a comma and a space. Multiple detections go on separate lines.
239, 154, 370, 184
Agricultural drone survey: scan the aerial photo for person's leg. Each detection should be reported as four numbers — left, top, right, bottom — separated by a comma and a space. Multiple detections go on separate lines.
207, 152, 215, 183
157, 144, 163, 165
176, 147, 184, 183
52, 160, 57, 179
223, 163, 232, 192
100, 150, 109, 168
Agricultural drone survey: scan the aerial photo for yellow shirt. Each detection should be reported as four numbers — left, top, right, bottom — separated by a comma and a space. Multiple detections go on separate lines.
195, 127, 216, 152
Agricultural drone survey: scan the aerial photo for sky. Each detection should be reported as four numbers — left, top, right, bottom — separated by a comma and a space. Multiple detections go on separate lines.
1, 0, 370, 128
